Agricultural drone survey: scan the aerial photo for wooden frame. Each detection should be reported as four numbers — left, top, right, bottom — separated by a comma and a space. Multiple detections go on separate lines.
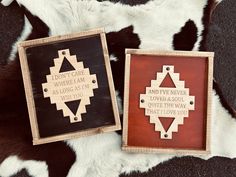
18, 28, 121, 145
122, 49, 214, 155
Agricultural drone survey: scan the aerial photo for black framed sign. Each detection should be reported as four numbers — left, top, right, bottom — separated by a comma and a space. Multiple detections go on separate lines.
18, 28, 121, 145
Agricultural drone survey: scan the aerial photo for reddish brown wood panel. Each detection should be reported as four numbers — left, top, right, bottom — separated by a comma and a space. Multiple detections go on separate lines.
127, 54, 208, 150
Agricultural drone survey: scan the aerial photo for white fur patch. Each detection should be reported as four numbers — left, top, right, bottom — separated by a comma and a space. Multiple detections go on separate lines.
115, 90, 123, 115
4, 0, 208, 53
0, 156, 48, 177
8, 16, 32, 61
1, 0, 14, 6
110, 54, 118, 62
4, 0, 218, 60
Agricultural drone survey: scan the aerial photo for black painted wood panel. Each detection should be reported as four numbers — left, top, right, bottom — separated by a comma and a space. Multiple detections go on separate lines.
26, 34, 116, 137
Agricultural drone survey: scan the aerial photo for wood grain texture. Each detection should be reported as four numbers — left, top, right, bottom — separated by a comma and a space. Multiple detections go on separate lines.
122, 49, 213, 154
18, 29, 121, 145
139, 65, 196, 139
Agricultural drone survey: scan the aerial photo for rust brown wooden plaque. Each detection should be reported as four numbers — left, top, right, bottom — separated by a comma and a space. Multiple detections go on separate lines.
122, 49, 214, 154
18, 28, 121, 145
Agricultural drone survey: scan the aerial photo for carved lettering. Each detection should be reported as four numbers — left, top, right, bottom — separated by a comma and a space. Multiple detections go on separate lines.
140, 65, 195, 139
42, 49, 98, 123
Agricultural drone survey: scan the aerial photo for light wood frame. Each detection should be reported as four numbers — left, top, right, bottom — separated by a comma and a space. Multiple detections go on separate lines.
122, 49, 214, 155
18, 28, 121, 145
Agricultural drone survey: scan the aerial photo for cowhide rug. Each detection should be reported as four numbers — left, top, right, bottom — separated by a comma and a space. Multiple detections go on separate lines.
0, 0, 236, 177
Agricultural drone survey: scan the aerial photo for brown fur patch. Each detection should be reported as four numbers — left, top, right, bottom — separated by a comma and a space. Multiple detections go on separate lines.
0, 59, 76, 177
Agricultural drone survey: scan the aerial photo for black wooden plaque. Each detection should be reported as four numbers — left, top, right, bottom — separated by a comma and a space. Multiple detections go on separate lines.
18, 29, 120, 145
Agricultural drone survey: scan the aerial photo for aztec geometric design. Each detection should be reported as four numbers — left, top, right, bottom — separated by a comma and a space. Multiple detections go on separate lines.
42, 49, 98, 123
140, 65, 195, 139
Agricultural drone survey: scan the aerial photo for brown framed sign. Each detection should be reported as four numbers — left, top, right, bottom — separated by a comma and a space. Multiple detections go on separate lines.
122, 49, 214, 154
18, 28, 121, 145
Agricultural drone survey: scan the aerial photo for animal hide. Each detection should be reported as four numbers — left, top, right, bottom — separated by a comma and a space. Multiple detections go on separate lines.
1, 0, 236, 177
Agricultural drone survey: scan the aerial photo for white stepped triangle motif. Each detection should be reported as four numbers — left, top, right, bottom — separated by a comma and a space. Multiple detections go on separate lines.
42, 49, 98, 123
140, 65, 195, 139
